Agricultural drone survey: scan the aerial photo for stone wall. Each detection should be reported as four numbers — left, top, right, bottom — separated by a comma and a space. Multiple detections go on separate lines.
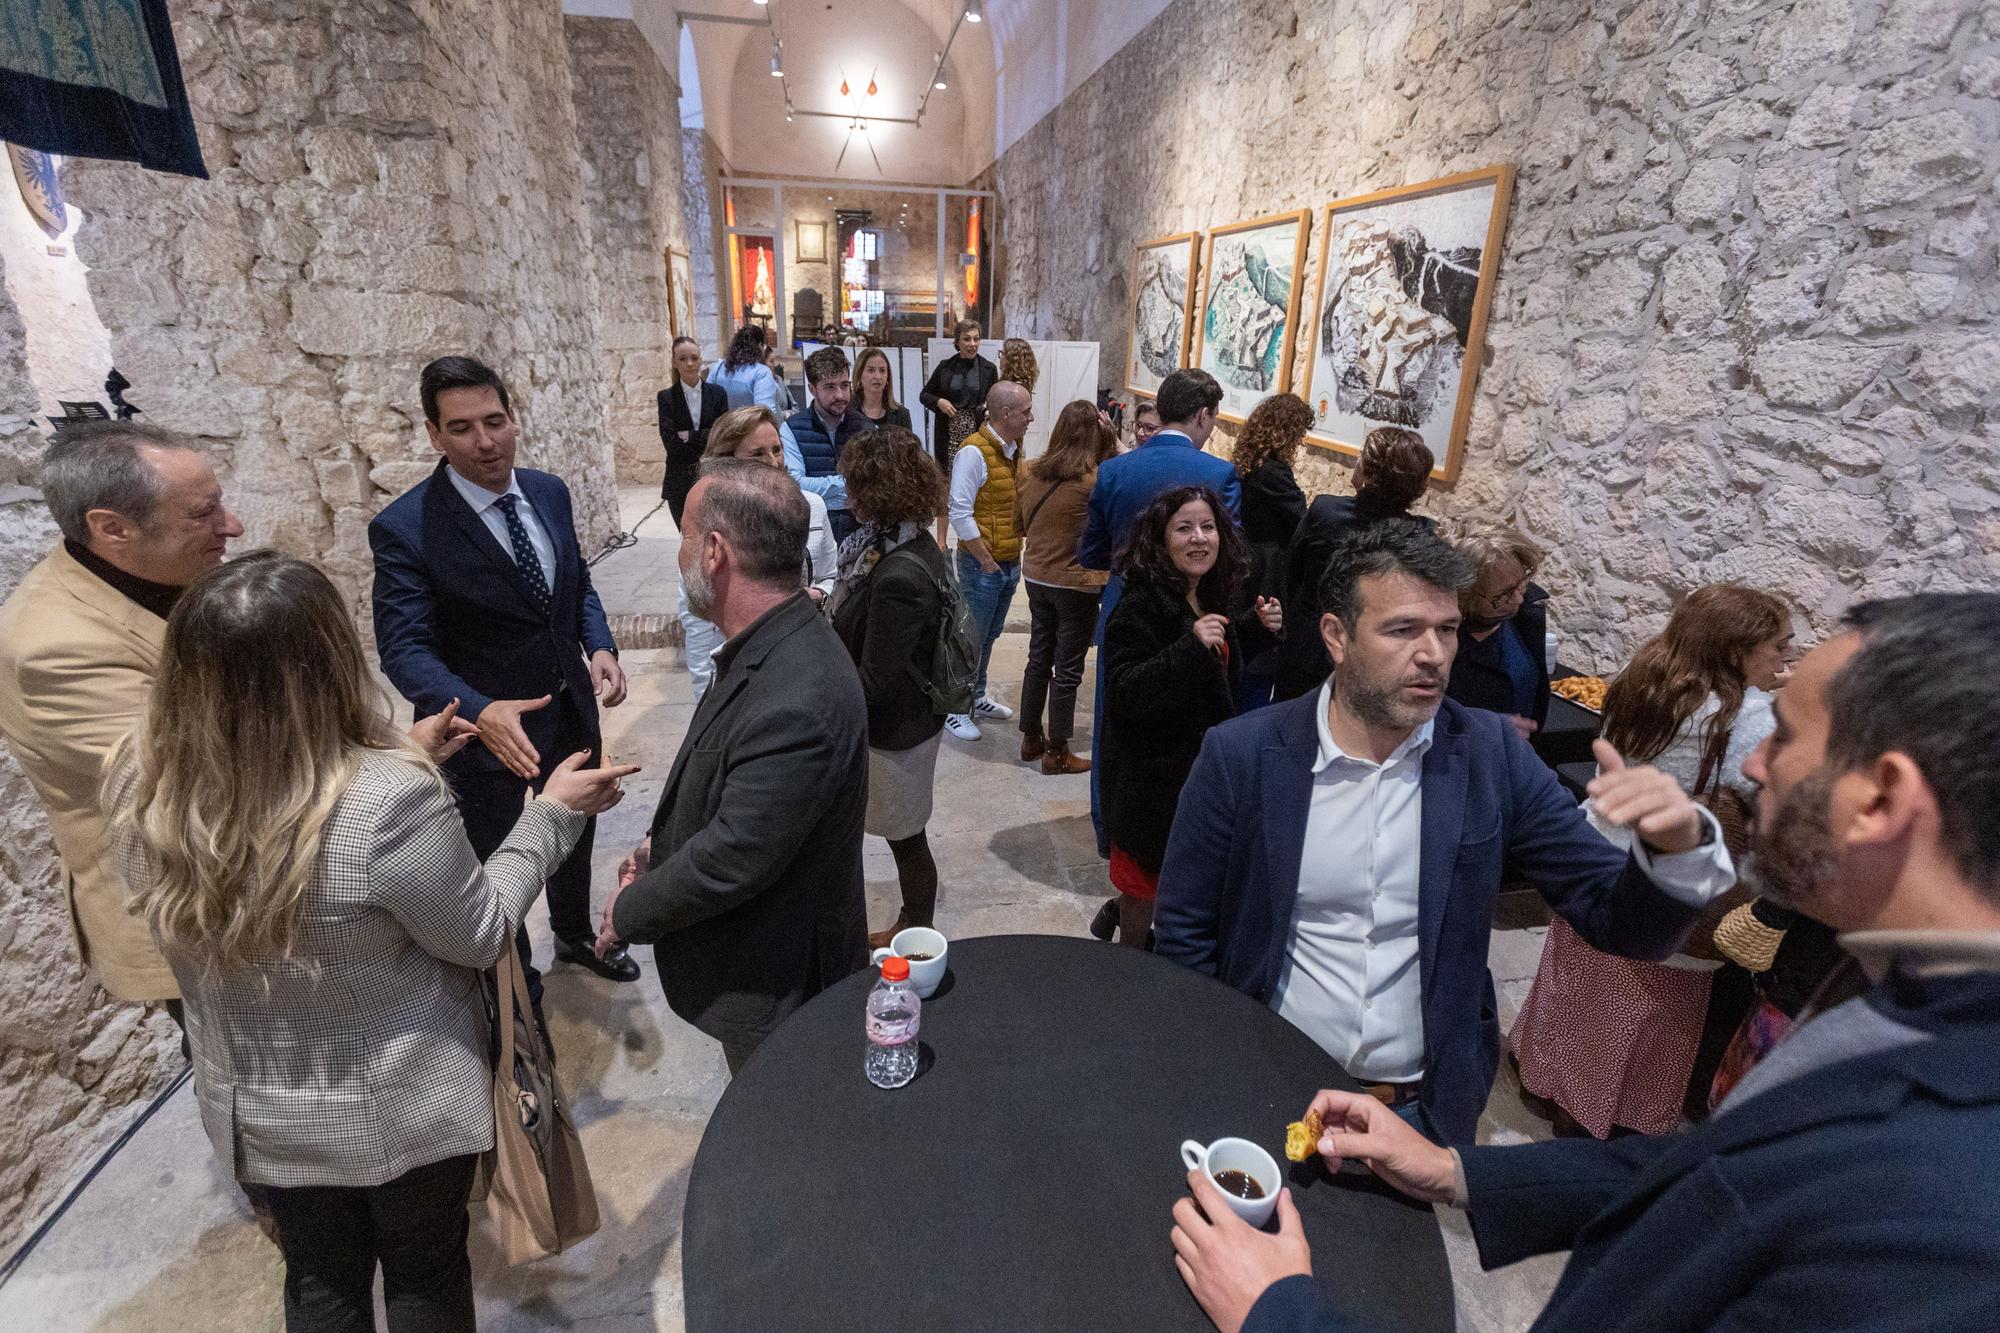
997, 0, 2000, 668
681, 128, 728, 355
0, 261, 181, 1257
62, 0, 621, 611
566, 14, 691, 487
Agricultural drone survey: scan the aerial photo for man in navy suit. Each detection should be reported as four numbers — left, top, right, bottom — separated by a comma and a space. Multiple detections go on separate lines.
1076, 368, 1243, 883
1171, 593, 2000, 1333
1154, 520, 1733, 1145
370, 356, 640, 1015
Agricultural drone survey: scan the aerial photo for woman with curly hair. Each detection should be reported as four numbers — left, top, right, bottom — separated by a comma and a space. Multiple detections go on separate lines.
1511, 584, 1795, 1139
1231, 393, 1313, 709
998, 337, 1039, 392
1098, 485, 1282, 947
706, 324, 781, 413
829, 427, 952, 946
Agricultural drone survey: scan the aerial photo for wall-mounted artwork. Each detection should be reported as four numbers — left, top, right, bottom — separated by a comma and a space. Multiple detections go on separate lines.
7, 145, 67, 240
795, 219, 828, 264
1125, 231, 1200, 399
666, 246, 695, 341
1194, 209, 1311, 423
1301, 165, 1515, 484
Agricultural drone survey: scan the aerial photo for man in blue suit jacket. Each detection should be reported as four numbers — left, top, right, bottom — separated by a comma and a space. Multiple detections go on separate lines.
370, 356, 639, 1012
1077, 368, 1242, 871
1155, 521, 1732, 1144
1172, 594, 2000, 1333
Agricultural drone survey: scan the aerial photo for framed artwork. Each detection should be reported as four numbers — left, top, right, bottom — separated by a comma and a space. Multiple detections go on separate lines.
666, 246, 695, 341
1125, 231, 1201, 399
795, 219, 828, 264
1300, 165, 1515, 484
8, 145, 67, 240
1192, 209, 1312, 423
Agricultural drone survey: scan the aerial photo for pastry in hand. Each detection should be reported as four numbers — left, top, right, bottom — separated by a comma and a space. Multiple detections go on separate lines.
1284, 1108, 1324, 1163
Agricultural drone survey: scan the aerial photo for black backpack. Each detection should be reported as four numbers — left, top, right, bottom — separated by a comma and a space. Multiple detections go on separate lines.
881, 545, 980, 716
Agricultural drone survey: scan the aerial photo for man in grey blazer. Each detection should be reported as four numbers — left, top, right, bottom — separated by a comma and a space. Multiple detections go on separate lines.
598, 459, 870, 1073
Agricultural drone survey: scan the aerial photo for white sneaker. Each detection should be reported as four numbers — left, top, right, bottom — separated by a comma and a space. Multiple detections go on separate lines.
945, 713, 981, 741
973, 695, 1014, 721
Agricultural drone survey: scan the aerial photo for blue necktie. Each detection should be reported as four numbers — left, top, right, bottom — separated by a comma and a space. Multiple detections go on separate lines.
494, 494, 552, 618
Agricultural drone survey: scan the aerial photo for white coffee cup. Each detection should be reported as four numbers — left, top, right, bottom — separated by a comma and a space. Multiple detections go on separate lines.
1179, 1137, 1280, 1228
869, 926, 948, 999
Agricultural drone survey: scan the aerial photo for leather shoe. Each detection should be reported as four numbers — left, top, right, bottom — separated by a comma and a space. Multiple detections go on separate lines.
1041, 747, 1091, 775
1088, 897, 1119, 942
554, 934, 641, 982
1021, 733, 1047, 762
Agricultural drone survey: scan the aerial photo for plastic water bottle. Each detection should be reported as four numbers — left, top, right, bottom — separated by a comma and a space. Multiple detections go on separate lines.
864, 956, 921, 1089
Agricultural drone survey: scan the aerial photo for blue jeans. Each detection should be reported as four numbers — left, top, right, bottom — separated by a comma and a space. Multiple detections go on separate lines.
954, 548, 1019, 704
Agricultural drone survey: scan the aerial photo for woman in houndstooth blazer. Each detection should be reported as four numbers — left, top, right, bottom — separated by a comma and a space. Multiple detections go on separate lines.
106, 554, 634, 1333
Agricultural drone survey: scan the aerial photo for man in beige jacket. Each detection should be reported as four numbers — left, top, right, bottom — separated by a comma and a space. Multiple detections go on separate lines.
0, 420, 243, 1006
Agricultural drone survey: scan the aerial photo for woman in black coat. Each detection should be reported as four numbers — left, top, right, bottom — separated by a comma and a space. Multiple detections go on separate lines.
1100, 485, 1282, 948
918, 320, 999, 473
1230, 394, 1313, 710
830, 427, 950, 946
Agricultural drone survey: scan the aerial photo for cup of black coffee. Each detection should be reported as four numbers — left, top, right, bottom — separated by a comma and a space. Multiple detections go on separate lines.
1179, 1137, 1280, 1227
869, 926, 947, 998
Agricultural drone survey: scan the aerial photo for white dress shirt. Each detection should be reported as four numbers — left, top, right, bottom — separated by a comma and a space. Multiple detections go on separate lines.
446, 466, 556, 583
678, 379, 703, 442
802, 489, 837, 597
1273, 681, 1737, 1083
948, 430, 1019, 547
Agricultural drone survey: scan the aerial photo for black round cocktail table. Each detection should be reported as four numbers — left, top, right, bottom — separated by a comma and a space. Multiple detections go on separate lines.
682, 934, 1454, 1331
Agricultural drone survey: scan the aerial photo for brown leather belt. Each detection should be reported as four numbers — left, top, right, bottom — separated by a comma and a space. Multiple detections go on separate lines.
1362, 1081, 1420, 1107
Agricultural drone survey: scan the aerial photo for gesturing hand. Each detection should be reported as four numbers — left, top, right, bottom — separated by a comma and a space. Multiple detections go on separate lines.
599, 836, 651, 960
1588, 738, 1704, 854
410, 697, 479, 763
541, 749, 641, 817
1192, 613, 1229, 655
937, 398, 957, 418
1255, 596, 1283, 635
1171, 1171, 1312, 1333
1309, 1090, 1460, 1204
591, 649, 628, 708
478, 695, 551, 780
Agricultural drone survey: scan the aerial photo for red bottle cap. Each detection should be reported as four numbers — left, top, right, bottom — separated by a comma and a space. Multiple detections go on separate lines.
880, 956, 910, 981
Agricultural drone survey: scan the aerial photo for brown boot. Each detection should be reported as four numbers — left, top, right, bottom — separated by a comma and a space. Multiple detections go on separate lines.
1020, 733, 1047, 762
1041, 746, 1092, 775
867, 914, 909, 951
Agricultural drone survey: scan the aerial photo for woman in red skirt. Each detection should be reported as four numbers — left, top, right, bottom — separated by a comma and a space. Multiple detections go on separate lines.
1509, 585, 1794, 1137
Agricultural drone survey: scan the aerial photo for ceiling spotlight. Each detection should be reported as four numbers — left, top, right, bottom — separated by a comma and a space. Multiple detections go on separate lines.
966, 0, 983, 22
770, 40, 783, 77
752, 0, 768, 5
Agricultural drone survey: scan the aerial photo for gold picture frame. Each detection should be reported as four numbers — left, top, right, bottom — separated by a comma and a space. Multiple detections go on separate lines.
1299, 165, 1516, 485
665, 246, 695, 342
795, 219, 828, 264
1191, 208, 1313, 425
1125, 231, 1202, 400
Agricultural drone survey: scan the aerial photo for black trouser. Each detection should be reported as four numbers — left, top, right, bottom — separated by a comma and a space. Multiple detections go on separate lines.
264, 1153, 479, 1333
663, 458, 699, 527
453, 689, 598, 1014
1020, 582, 1100, 748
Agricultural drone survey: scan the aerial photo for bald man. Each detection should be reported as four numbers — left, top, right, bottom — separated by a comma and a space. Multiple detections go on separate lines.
943, 380, 1033, 741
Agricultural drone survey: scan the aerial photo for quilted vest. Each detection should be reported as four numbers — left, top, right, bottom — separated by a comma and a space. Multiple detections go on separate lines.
786, 405, 864, 477
968, 426, 1022, 563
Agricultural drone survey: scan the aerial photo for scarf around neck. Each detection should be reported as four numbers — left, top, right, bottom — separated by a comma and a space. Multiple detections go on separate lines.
828, 519, 926, 618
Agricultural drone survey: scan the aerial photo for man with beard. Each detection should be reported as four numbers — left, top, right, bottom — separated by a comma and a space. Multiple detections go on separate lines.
1154, 520, 1734, 1145
595, 459, 869, 1074
1169, 593, 2000, 1333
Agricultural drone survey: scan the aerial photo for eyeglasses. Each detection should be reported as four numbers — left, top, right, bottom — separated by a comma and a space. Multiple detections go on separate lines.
1476, 572, 1531, 605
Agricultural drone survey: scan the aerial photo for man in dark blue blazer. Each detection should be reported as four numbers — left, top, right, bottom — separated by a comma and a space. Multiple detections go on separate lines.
370, 356, 639, 1013
1077, 368, 1243, 875
1155, 521, 1733, 1145
1171, 593, 2000, 1333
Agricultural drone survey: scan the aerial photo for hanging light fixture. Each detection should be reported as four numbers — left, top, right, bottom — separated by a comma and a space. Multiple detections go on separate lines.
770, 39, 784, 77
866, 77, 879, 97
934, 53, 948, 90
966, 0, 983, 23
840, 76, 851, 97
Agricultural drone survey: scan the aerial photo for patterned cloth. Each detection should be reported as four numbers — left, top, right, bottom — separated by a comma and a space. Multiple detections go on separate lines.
827, 519, 922, 619
0, 0, 208, 177
495, 494, 552, 618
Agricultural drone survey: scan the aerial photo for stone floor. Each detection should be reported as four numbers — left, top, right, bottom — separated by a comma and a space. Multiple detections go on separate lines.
0, 489, 1564, 1332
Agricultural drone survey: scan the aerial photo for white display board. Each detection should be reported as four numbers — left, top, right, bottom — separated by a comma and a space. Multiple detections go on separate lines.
922, 338, 1102, 461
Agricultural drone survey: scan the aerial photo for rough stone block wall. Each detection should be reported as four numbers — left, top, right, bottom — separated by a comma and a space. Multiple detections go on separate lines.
997, 0, 2000, 669
0, 261, 180, 1256
566, 14, 691, 487
61, 0, 621, 613
683, 128, 728, 354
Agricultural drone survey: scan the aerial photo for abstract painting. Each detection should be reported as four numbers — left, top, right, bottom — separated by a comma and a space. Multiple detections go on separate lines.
1125, 231, 1200, 398
1194, 209, 1311, 423
666, 246, 695, 341
1301, 166, 1515, 483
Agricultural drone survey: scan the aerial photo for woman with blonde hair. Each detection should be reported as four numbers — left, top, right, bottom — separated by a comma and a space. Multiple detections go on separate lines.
106, 552, 634, 1331
1015, 400, 1117, 774
853, 346, 913, 430
998, 337, 1039, 392
1440, 517, 1552, 741
1511, 584, 1795, 1138
1230, 393, 1314, 709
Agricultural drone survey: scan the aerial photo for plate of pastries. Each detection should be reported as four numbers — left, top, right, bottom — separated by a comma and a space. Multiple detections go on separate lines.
1551, 675, 1608, 712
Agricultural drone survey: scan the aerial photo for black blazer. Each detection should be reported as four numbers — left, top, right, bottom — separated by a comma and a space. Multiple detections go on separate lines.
658, 379, 731, 467
1446, 585, 1551, 729
918, 353, 998, 458
859, 403, 914, 431
612, 593, 870, 1047
369, 461, 615, 778
1239, 458, 1307, 612
832, 535, 947, 752
1101, 578, 1271, 874
1274, 495, 1435, 702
